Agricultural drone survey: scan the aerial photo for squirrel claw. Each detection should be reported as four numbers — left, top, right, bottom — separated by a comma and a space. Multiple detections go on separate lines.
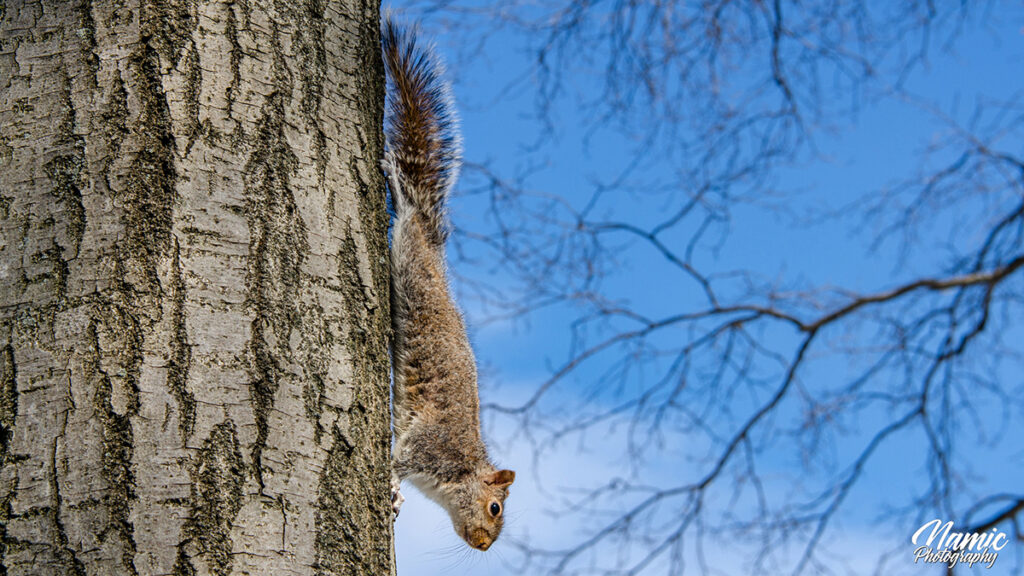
391, 477, 404, 518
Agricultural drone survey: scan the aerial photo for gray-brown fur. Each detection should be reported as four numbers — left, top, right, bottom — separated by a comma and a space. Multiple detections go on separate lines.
383, 15, 515, 551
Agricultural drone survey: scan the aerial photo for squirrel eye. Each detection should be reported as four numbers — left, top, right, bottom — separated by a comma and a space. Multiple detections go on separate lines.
489, 502, 501, 517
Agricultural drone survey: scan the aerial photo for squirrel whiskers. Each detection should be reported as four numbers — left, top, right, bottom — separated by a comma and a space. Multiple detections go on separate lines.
382, 16, 515, 552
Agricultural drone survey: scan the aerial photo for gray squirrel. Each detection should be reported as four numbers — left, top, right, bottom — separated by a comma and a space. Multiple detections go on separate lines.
382, 16, 516, 551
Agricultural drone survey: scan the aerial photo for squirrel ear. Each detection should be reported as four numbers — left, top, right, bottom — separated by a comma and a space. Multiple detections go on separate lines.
485, 469, 515, 488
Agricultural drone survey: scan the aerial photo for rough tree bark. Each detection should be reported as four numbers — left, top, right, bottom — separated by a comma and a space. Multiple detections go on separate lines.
0, 1, 393, 575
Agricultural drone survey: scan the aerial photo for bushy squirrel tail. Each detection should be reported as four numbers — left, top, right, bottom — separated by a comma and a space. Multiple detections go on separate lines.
382, 15, 461, 248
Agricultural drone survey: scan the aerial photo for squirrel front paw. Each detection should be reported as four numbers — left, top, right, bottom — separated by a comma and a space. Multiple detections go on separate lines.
391, 476, 404, 518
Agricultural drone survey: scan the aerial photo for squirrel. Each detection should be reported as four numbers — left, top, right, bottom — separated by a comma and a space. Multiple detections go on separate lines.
381, 16, 516, 552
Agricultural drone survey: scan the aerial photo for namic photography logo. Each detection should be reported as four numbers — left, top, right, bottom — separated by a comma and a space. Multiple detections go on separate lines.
912, 519, 1009, 570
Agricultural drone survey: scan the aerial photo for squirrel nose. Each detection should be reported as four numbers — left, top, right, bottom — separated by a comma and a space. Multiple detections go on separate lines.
469, 528, 492, 550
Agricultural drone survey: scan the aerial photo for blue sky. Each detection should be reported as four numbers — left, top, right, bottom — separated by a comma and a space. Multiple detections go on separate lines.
391, 4, 1024, 575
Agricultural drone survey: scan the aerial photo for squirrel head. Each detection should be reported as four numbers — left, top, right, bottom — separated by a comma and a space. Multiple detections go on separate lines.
446, 468, 515, 551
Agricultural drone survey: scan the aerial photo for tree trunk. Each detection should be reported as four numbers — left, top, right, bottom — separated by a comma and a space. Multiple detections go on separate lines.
0, 1, 393, 575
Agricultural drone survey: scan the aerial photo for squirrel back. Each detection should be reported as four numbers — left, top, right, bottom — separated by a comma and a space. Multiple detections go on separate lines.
382, 16, 515, 552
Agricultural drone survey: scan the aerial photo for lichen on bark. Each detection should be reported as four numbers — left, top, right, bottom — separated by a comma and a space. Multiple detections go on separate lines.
0, 344, 17, 571
44, 69, 86, 259
167, 239, 195, 443
0, 345, 15, 467
184, 421, 245, 576
98, 70, 129, 179
84, 322, 138, 575
122, 43, 177, 296
224, 3, 245, 144
144, 0, 197, 64
0, 343, 13, 572
295, 0, 329, 183
182, 40, 202, 153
